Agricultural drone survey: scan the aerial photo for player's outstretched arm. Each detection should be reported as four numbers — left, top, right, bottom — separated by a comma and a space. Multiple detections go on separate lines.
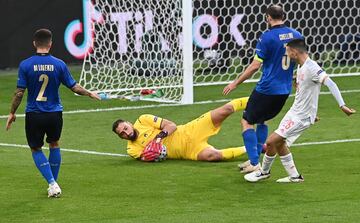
223, 59, 262, 95
6, 88, 25, 130
323, 77, 356, 116
71, 84, 100, 100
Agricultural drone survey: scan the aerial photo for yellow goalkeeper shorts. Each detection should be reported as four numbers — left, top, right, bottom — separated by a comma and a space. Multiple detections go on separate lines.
182, 112, 221, 160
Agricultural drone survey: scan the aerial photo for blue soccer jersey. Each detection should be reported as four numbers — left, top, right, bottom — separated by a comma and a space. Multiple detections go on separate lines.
17, 53, 77, 113
254, 25, 303, 95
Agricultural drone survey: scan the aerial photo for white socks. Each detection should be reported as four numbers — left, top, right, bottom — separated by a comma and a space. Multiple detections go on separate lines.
280, 153, 300, 178
261, 154, 276, 174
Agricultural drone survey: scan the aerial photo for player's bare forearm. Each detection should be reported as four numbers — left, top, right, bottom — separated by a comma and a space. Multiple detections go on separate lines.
234, 60, 262, 85
162, 123, 177, 136
160, 119, 177, 136
10, 88, 25, 114
6, 88, 24, 130
154, 118, 177, 142
71, 84, 100, 100
71, 84, 91, 96
223, 59, 261, 95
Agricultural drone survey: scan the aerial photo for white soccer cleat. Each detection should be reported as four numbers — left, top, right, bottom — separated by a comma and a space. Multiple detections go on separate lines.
244, 170, 271, 182
276, 175, 304, 183
240, 162, 260, 174
238, 160, 250, 170
48, 182, 62, 198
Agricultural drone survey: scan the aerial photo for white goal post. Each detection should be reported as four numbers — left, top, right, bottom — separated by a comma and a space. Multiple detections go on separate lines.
80, 0, 360, 103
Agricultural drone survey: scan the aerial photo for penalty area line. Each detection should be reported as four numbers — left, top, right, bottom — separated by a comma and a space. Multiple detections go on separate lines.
0, 143, 129, 157
292, 138, 360, 147
1, 138, 360, 158
0, 89, 359, 119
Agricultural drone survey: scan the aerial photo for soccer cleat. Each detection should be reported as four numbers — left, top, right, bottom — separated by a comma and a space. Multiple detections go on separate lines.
276, 175, 304, 183
238, 160, 250, 170
48, 182, 62, 198
244, 170, 271, 182
240, 163, 260, 174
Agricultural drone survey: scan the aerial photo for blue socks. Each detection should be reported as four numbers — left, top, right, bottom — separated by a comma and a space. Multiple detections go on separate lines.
256, 124, 268, 155
242, 125, 268, 166
49, 148, 61, 181
242, 129, 259, 165
32, 150, 55, 184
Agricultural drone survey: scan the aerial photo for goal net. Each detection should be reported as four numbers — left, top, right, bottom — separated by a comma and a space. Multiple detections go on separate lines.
80, 0, 192, 103
80, 0, 360, 103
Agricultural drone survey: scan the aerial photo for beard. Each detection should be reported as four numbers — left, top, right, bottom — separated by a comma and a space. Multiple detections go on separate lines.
128, 129, 138, 141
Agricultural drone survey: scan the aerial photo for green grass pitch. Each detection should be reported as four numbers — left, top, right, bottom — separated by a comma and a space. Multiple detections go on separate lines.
0, 67, 359, 222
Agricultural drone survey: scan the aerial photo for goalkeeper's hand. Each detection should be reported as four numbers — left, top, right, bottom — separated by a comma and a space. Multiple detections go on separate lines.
140, 140, 162, 162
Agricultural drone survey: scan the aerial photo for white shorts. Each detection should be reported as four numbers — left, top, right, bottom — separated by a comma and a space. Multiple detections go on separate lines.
275, 112, 312, 147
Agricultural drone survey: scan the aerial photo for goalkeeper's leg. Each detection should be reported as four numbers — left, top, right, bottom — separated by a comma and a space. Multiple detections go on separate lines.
197, 146, 246, 161
211, 97, 248, 128
220, 146, 246, 160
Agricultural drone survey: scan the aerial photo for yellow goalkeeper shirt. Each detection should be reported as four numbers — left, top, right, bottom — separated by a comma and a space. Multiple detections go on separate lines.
127, 114, 189, 159
127, 112, 220, 160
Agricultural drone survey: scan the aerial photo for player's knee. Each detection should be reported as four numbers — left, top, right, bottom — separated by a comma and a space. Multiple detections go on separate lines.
266, 140, 277, 151
206, 151, 222, 161
214, 104, 234, 119
49, 141, 59, 148
241, 118, 253, 130
265, 135, 284, 155
222, 104, 234, 115
30, 147, 41, 152
266, 138, 275, 146
264, 143, 276, 156
266, 133, 278, 145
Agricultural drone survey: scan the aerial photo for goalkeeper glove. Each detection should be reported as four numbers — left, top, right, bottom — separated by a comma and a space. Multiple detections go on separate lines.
140, 140, 162, 162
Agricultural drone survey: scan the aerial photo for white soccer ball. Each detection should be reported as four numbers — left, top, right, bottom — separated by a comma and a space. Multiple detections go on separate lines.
155, 144, 167, 162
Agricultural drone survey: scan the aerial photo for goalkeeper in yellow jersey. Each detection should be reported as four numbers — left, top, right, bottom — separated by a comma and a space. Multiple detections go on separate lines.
112, 97, 249, 162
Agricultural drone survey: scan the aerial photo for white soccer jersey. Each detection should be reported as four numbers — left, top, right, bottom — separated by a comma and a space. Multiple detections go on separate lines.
289, 57, 328, 124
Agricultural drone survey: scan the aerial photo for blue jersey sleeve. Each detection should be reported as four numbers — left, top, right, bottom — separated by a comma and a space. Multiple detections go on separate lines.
255, 33, 270, 60
60, 63, 77, 89
17, 63, 27, 89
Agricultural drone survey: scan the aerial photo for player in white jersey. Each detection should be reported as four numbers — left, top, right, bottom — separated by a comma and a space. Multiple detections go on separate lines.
244, 38, 356, 183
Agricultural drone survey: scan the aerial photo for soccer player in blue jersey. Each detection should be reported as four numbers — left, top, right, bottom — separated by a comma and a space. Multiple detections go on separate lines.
6, 29, 100, 197
223, 5, 303, 173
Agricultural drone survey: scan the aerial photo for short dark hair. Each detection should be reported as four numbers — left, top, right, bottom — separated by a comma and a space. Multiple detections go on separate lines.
112, 119, 125, 133
33, 28, 52, 47
287, 38, 307, 52
266, 5, 285, 20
